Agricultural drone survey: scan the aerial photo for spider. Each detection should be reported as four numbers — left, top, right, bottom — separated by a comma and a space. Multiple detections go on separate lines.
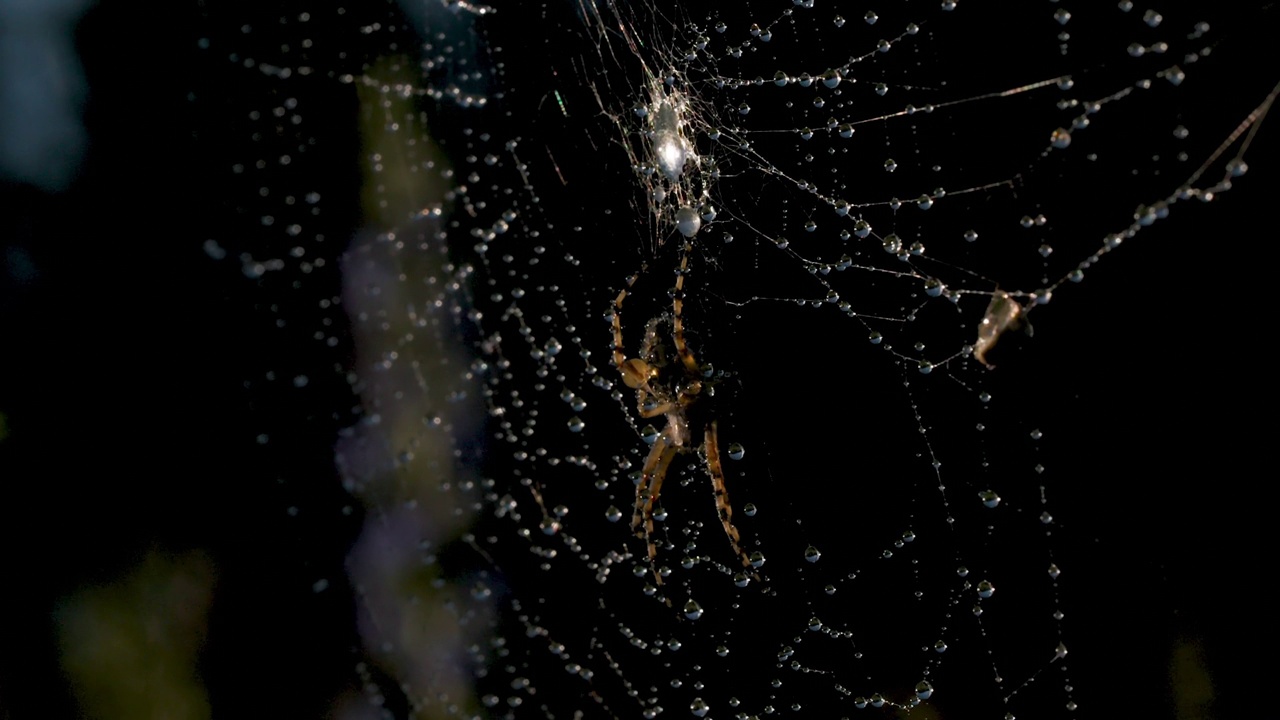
610, 240, 757, 585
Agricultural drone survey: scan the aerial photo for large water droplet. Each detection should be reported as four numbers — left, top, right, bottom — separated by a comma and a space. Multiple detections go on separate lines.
683, 600, 704, 620
676, 206, 701, 237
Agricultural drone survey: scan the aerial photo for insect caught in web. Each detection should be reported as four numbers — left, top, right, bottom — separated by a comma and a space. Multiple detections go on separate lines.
610, 242, 760, 587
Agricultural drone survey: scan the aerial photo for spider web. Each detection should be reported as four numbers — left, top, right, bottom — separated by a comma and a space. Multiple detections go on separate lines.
192, 1, 1276, 718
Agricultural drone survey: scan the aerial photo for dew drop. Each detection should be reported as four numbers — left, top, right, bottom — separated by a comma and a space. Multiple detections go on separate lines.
727, 443, 745, 460
676, 206, 702, 237
641, 425, 659, 444
683, 600, 704, 620
804, 545, 821, 562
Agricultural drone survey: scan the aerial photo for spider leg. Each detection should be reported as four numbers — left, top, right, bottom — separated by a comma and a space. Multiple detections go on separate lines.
670, 242, 703, 377
632, 433, 679, 585
704, 420, 758, 578
611, 288, 631, 377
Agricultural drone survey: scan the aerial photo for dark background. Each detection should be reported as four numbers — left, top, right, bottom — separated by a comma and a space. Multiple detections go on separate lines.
0, 1, 1273, 717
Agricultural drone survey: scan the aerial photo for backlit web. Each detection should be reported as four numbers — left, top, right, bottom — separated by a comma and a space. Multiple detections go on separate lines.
194, 1, 1276, 717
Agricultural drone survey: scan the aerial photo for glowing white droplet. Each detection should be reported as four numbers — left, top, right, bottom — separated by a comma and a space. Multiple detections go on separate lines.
676, 206, 701, 237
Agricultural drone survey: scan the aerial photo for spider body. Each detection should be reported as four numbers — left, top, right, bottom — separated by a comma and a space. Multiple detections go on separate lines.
611, 243, 756, 585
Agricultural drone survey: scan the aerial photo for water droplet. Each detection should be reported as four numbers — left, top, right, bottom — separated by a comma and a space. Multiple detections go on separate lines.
804, 545, 822, 562
728, 442, 745, 460
915, 681, 934, 699
884, 158, 898, 172
749, 551, 766, 568
1051, 127, 1071, 149
683, 600, 704, 620
676, 206, 702, 237
977, 580, 995, 598
743, 503, 757, 516
821, 69, 842, 88
918, 360, 934, 375
964, 228, 979, 242
979, 490, 1001, 508
567, 416, 585, 432
605, 506, 622, 522
1048, 563, 1061, 579
641, 425, 659, 444
934, 640, 947, 653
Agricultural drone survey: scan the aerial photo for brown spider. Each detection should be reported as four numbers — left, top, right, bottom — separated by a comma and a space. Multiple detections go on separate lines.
611, 241, 757, 585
